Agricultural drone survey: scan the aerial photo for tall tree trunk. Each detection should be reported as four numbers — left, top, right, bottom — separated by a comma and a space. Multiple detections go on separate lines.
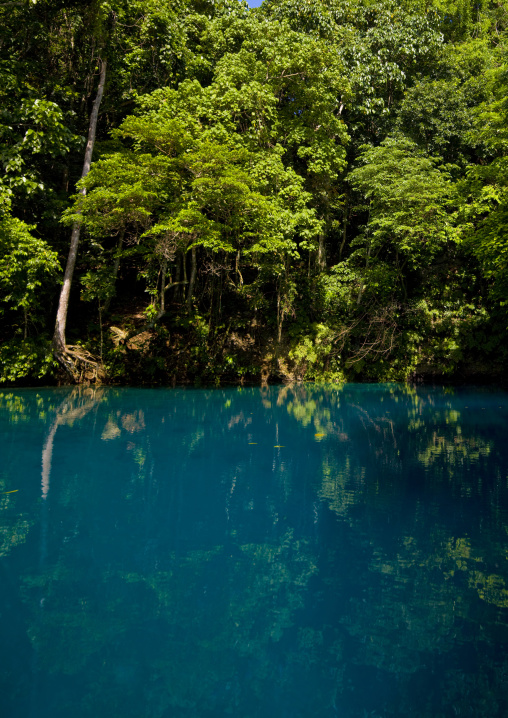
317, 207, 331, 272
235, 250, 243, 287
181, 250, 188, 302
317, 231, 326, 272
277, 289, 283, 345
53, 58, 107, 359
158, 258, 167, 318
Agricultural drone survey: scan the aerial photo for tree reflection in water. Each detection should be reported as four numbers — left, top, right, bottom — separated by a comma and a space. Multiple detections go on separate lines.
1, 384, 508, 717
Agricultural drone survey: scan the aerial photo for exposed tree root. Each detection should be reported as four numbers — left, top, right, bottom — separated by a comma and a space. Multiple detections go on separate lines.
54, 345, 105, 384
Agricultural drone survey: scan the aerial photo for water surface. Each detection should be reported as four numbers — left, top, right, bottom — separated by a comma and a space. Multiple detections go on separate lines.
2, 384, 508, 717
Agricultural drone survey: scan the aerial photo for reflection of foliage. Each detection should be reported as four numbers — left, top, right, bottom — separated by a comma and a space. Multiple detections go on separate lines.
20, 532, 317, 716
0, 386, 111, 423
3, 385, 508, 717
283, 383, 338, 432
0, 484, 32, 558
418, 429, 492, 473
318, 457, 363, 520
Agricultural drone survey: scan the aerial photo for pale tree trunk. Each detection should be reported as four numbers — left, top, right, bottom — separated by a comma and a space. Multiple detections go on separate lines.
317, 232, 326, 272
158, 258, 168, 319
277, 290, 283, 345
235, 250, 243, 287
53, 58, 107, 359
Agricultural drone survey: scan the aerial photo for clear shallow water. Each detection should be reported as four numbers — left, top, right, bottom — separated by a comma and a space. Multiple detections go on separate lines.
1, 384, 508, 718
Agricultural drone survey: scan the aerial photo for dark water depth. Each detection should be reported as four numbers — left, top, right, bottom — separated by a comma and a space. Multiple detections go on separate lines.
2, 384, 508, 718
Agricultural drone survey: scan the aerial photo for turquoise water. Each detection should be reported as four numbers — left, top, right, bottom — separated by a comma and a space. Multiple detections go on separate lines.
2, 384, 508, 717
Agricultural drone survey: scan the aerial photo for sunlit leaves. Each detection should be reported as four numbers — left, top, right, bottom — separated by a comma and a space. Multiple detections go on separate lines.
0, 98, 80, 196
349, 136, 457, 269
0, 199, 60, 318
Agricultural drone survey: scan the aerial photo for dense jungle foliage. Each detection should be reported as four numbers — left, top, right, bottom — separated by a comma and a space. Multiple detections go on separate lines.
1, 0, 508, 385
